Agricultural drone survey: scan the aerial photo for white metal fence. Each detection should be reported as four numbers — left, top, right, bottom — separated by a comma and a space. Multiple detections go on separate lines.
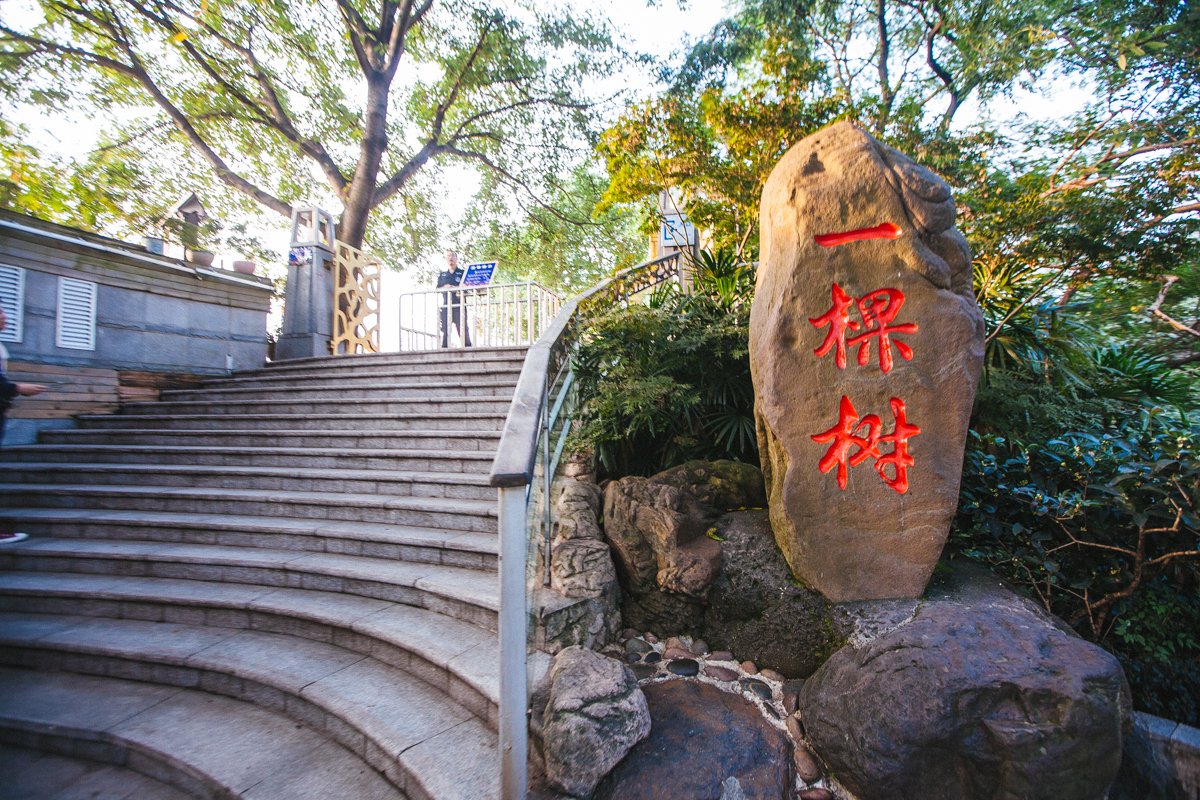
398, 282, 561, 350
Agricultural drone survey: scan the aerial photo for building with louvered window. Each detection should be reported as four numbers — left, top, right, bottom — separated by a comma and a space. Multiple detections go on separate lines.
0, 209, 273, 445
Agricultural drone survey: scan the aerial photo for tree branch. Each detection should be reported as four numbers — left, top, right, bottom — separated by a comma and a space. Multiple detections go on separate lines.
1147, 275, 1200, 339
370, 139, 443, 208
1041, 138, 1199, 198
924, 18, 959, 128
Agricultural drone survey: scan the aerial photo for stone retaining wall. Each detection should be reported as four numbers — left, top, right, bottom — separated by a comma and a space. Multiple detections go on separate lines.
1119, 712, 1200, 799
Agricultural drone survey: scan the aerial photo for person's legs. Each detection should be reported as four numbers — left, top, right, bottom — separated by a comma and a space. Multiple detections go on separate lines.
0, 412, 27, 543
439, 305, 450, 348
452, 305, 472, 347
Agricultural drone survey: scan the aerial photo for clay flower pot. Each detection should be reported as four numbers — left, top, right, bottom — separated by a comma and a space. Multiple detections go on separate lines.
232, 260, 257, 275
186, 249, 215, 267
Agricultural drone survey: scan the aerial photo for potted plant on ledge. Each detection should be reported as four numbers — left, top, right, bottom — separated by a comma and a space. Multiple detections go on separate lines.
163, 192, 219, 265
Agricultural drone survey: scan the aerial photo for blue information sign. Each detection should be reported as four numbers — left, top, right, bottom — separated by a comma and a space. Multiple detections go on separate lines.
461, 261, 497, 287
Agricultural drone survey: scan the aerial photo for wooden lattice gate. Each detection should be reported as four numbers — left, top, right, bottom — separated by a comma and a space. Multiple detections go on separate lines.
331, 241, 380, 355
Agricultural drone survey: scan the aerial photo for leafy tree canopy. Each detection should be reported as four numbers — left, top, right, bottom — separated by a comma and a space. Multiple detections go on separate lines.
450, 163, 647, 295
0, 0, 619, 257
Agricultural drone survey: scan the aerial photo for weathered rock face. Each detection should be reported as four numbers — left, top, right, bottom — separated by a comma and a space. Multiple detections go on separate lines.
701, 510, 843, 678
609, 486, 845, 676
543, 479, 622, 653
593, 680, 791, 800
533, 646, 651, 798
751, 120, 985, 601
603, 460, 766, 601
800, 563, 1131, 800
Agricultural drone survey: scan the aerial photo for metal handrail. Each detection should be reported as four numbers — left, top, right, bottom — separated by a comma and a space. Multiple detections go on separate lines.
489, 253, 684, 486
488, 252, 682, 799
398, 280, 560, 350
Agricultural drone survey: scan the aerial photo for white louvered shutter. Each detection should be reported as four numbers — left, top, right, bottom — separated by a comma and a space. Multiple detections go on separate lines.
0, 265, 23, 343
56, 277, 98, 350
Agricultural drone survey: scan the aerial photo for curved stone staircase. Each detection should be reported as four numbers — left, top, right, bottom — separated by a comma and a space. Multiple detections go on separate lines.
0, 347, 531, 800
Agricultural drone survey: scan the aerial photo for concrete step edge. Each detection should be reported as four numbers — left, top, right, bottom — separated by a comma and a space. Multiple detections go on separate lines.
0, 635, 500, 800
44, 429, 502, 439
0, 484, 498, 516
0, 509, 497, 558
161, 379, 518, 397
0, 463, 495, 485
0, 575, 502, 713
0, 714, 241, 800
0, 537, 500, 615
117, 399, 514, 410
206, 366, 524, 385
262, 346, 527, 369
0, 445, 496, 458
77, 412, 509, 422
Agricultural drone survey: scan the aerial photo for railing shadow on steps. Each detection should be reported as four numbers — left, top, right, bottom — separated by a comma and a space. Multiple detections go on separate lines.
488, 252, 683, 799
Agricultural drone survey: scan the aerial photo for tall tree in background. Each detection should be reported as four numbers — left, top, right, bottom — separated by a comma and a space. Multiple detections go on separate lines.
0, 0, 615, 251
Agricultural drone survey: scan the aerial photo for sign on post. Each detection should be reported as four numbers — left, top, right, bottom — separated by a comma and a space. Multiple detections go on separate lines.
659, 214, 696, 249
461, 261, 497, 287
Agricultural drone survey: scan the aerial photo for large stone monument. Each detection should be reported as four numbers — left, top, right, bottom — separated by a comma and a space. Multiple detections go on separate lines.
750, 121, 984, 601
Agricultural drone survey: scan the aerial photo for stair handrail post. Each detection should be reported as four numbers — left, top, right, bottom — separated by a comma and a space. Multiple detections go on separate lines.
489, 252, 682, 800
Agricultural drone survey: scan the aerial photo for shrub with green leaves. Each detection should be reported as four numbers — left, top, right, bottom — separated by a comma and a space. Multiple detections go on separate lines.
571, 250, 756, 478
951, 403, 1200, 723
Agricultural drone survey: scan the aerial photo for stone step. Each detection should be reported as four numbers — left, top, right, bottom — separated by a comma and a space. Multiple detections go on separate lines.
119, 397, 515, 416
0, 619, 501, 800
0, 538, 499, 630
0, 463, 497, 500
0, 573, 503, 727
0, 484, 498, 532
160, 378, 517, 403
0, 740, 196, 800
205, 363, 524, 391
0, 444, 497, 471
262, 346, 527, 373
0, 509, 497, 570
77, 412, 508, 432
0, 667, 408, 800
38, 428, 501, 452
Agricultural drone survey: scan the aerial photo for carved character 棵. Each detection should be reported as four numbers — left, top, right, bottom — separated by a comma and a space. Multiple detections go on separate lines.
809, 284, 917, 373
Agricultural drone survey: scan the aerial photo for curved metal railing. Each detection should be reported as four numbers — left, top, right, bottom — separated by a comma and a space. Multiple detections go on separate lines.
488, 252, 683, 798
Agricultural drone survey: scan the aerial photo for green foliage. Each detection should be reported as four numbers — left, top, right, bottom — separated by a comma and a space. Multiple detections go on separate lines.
1110, 579, 1200, 725
951, 394, 1200, 722
596, 40, 841, 260
583, 0, 1200, 725
0, 0, 618, 257
571, 250, 756, 478
452, 165, 646, 295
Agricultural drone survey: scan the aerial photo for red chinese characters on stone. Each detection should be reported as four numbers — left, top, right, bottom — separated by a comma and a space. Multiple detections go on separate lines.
809, 284, 917, 373
811, 396, 920, 493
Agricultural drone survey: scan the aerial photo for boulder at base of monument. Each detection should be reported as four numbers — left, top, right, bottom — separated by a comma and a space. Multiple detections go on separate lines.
800, 563, 1131, 800
593, 680, 791, 800
532, 646, 651, 798
751, 120, 985, 601
603, 460, 766, 602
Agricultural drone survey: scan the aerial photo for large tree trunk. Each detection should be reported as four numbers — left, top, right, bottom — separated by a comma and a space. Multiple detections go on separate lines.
338, 77, 393, 248
875, 0, 892, 133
